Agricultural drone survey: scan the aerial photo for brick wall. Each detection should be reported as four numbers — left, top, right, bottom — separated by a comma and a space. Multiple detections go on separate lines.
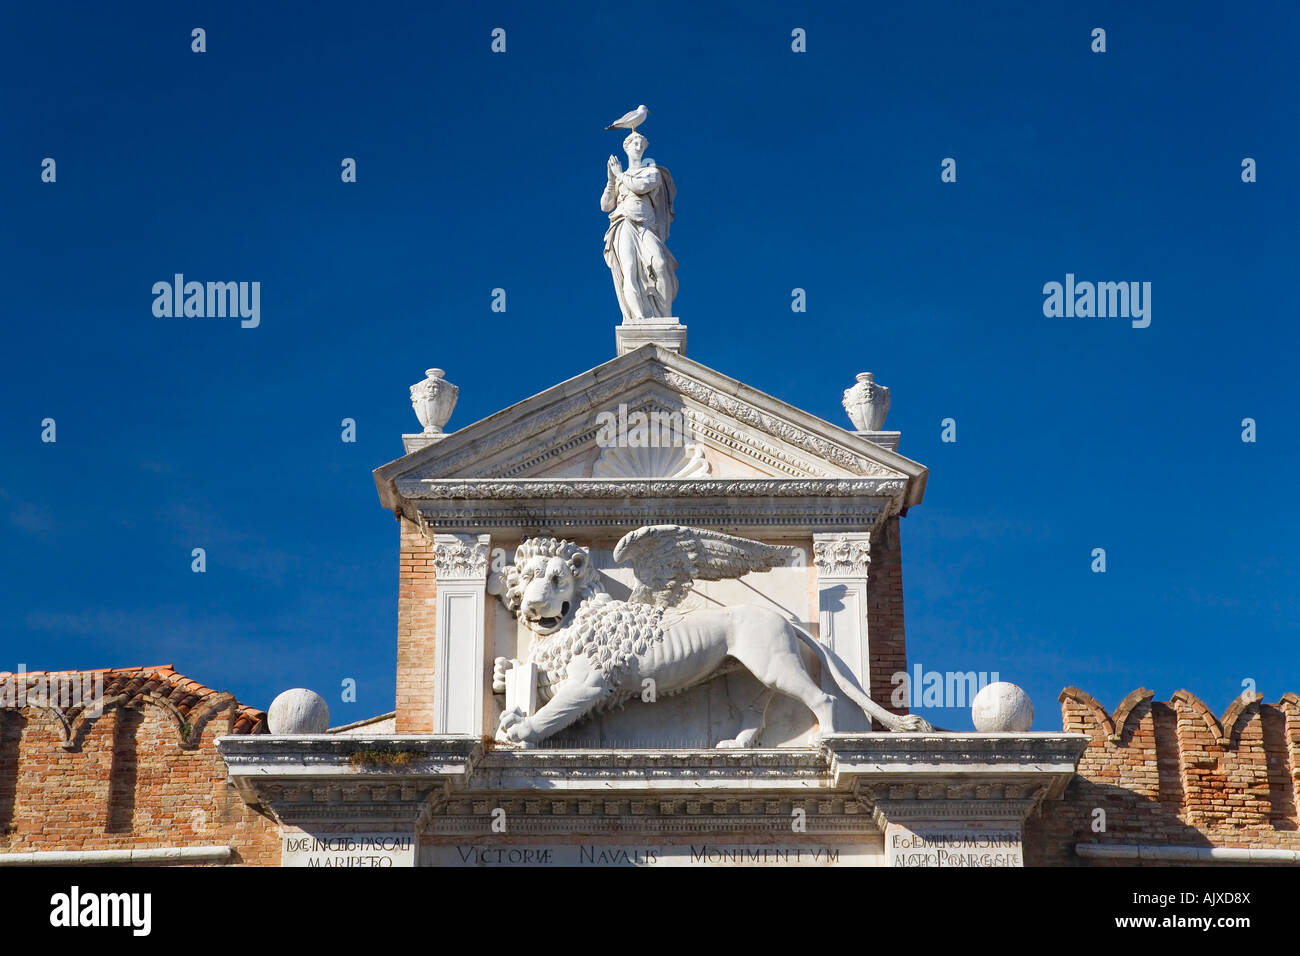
868, 516, 909, 718
395, 516, 438, 733
0, 674, 278, 865
1025, 687, 1300, 865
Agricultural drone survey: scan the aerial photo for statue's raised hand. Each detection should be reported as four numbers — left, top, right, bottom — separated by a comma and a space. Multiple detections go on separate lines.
607, 154, 622, 179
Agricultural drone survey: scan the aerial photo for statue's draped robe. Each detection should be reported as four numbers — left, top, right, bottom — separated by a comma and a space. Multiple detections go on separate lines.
602, 164, 678, 321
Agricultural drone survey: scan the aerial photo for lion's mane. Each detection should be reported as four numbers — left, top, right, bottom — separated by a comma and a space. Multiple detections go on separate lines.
530, 600, 666, 696
496, 537, 667, 702
501, 537, 606, 616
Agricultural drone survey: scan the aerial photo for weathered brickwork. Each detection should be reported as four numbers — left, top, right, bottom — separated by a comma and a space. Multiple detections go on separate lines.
395, 516, 437, 732
1025, 687, 1300, 865
9, 664, 1297, 867
0, 667, 279, 865
868, 516, 909, 719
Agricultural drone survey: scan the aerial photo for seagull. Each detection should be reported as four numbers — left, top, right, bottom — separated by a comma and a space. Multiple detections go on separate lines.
605, 105, 649, 133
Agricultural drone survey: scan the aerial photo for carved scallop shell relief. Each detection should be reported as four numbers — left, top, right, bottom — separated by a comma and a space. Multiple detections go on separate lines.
592, 442, 711, 479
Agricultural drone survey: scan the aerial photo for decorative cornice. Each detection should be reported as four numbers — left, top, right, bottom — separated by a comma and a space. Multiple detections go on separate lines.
217, 734, 482, 773
822, 733, 1088, 801
216, 735, 1090, 830
682, 408, 832, 479
397, 478, 908, 500
411, 500, 891, 535
860, 789, 1051, 831
857, 782, 1049, 806
822, 733, 1089, 764
253, 782, 454, 825
216, 734, 483, 812
660, 369, 893, 478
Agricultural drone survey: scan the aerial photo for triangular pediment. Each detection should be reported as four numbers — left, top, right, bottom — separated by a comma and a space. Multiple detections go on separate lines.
374, 346, 926, 512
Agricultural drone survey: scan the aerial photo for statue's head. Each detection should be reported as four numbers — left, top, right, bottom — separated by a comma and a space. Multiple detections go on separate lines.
496, 537, 603, 635
623, 132, 648, 163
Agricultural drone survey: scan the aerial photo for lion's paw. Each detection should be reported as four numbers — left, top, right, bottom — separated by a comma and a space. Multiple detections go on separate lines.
496, 706, 534, 745
894, 714, 934, 732
716, 728, 760, 749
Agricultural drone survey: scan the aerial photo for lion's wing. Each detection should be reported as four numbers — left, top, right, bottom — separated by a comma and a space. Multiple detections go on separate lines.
612, 525, 791, 606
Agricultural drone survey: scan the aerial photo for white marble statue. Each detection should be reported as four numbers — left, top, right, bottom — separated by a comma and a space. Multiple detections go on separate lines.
489, 526, 933, 747
602, 131, 678, 322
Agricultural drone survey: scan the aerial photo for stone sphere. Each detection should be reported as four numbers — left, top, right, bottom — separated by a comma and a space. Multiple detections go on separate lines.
267, 688, 330, 734
971, 682, 1034, 732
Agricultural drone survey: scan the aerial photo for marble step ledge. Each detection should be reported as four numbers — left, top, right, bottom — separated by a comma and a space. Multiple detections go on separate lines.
216, 734, 483, 805
216, 733, 1088, 804
821, 732, 1089, 801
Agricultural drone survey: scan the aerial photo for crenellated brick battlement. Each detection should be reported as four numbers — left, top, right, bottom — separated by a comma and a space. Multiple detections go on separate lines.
1025, 687, 1300, 865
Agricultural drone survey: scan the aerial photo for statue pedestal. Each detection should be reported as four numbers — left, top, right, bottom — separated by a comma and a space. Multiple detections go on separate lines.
616, 317, 687, 356
401, 432, 449, 454
853, 430, 901, 451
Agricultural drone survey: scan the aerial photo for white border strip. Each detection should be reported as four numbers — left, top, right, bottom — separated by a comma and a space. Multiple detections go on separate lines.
0, 845, 232, 866
1076, 843, 1299, 864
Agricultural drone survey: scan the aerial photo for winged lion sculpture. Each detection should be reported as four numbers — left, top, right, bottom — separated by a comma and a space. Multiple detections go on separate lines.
488, 525, 933, 747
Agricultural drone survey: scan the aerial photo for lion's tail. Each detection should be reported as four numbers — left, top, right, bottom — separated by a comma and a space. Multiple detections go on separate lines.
789, 623, 938, 732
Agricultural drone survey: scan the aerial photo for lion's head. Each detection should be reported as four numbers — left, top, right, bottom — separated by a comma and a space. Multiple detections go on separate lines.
492, 537, 606, 635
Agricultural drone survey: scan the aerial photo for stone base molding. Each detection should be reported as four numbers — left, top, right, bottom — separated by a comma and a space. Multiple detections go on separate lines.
217, 732, 1086, 867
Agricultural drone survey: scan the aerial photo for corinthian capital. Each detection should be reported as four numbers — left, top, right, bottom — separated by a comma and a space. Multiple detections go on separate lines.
433, 533, 491, 580
812, 533, 872, 578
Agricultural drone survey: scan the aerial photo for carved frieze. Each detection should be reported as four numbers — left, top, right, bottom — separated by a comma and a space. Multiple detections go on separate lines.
400, 478, 907, 499
412, 500, 891, 534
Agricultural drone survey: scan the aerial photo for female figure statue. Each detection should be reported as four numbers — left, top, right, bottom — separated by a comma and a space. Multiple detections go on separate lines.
601, 133, 677, 321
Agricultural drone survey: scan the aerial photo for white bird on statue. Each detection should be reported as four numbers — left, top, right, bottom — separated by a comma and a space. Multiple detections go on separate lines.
605, 105, 649, 132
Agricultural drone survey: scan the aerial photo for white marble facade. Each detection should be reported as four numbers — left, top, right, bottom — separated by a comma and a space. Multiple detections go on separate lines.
223, 350, 1088, 868
373, 346, 930, 750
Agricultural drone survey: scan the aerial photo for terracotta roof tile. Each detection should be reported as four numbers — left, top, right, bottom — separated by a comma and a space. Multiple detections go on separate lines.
0, 664, 267, 734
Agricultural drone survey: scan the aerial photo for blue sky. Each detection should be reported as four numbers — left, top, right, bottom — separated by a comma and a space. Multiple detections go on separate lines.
2, 2, 1296, 730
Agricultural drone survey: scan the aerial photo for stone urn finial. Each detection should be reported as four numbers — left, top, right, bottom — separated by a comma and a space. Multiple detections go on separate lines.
410, 368, 458, 435
842, 372, 890, 431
